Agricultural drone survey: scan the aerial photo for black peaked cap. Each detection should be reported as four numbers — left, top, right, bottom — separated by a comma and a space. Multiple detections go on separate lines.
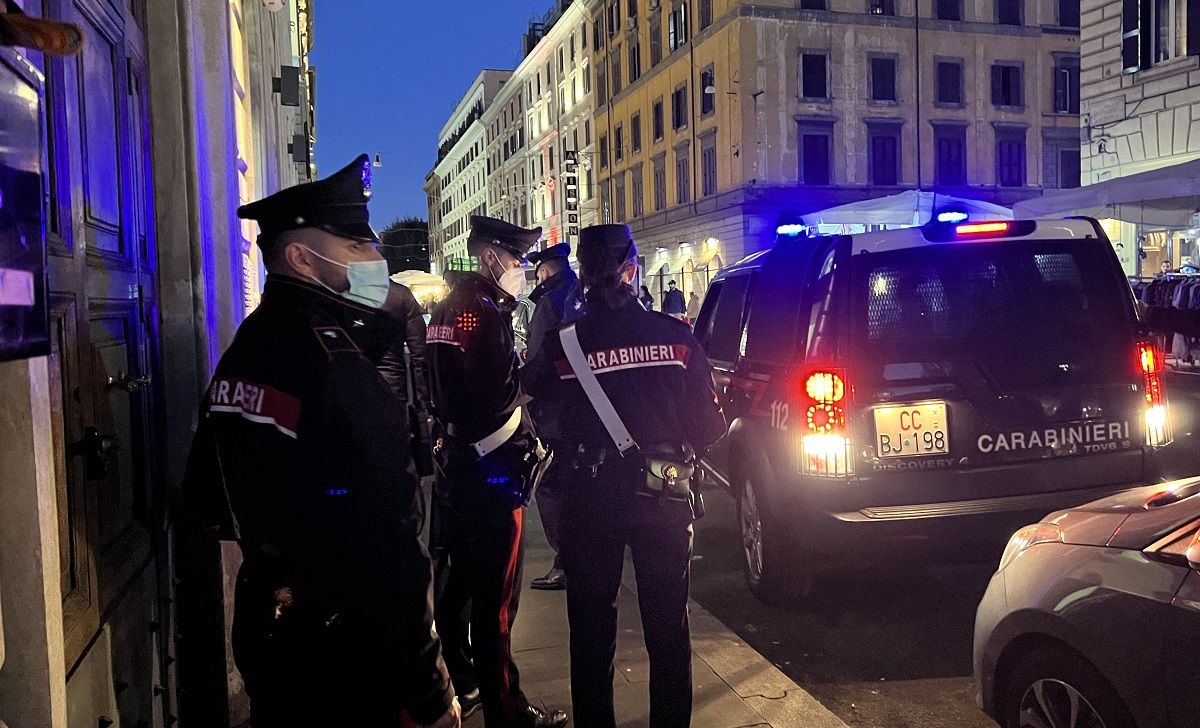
237, 154, 378, 252
467, 216, 542, 261
528, 242, 572, 267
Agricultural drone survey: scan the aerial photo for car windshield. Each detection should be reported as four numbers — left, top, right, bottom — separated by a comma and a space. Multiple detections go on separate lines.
850, 240, 1134, 388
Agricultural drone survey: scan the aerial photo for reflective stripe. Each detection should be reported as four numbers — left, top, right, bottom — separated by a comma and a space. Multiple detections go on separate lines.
472, 406, 522, 458
560, 324, 637, 454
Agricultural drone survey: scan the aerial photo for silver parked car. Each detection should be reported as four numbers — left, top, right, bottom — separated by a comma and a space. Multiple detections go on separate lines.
974, 478, 1200, 728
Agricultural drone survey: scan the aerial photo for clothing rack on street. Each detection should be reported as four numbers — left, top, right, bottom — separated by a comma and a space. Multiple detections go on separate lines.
1132, 272, 1200, 367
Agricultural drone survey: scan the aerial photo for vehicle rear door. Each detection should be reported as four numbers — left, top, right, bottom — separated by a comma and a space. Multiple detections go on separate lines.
694, 273, 754, 478
848, 239, 1147, 502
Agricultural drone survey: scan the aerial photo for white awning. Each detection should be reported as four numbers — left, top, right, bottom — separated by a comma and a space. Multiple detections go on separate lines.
802, 190, 1013, 227
391, 270, 446, 288
1012, 157, 1200, 227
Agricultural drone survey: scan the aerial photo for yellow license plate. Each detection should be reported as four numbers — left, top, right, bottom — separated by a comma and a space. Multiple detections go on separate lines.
874, 403, 949, 458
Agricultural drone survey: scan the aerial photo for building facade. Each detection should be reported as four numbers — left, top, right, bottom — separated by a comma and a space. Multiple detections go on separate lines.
231, 0, 317, 313
484, 1, 602, 255
431, 69, 512, 273
588, 0, 1080, 301
0, 2, 314, 727
1079, 0, 1200, 276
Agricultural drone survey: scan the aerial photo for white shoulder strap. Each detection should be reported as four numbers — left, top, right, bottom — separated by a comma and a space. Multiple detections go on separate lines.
559, 323, 637, 454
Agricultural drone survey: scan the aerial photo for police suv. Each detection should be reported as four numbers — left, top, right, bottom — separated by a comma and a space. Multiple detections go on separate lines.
693, 218, 1171, 603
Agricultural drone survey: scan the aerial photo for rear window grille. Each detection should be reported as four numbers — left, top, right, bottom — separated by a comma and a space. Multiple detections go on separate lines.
1034, 253, 1083, 287
855, 242, 1131, 388
867, 263, 1002, 344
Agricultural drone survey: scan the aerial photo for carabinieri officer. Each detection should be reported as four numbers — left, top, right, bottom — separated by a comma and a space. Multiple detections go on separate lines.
522, 224, 726, 728
176, 155, 459, 728
427, 215, 567, 728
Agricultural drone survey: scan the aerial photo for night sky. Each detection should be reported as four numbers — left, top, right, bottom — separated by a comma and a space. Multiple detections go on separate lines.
311, 0, 552, 225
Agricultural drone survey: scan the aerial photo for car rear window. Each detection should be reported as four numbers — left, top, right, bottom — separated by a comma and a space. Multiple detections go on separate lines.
706, 274, 753, 364
851, 240, 1134, 387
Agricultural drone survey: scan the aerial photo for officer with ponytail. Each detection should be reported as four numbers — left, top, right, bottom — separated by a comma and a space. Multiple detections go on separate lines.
521, 224, 726, 728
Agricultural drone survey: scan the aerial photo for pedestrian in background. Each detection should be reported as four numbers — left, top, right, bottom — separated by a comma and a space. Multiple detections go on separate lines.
522, 224, 726, 728
686, 291, 701, 323
662, 280, 687, 320
426, 215, 567, 728
639, 284, 654, 311
524, 242, 580, 592
176, 156, 459, 728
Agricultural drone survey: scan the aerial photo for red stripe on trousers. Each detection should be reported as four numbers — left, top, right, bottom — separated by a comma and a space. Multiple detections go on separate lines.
498, 507, 524, 717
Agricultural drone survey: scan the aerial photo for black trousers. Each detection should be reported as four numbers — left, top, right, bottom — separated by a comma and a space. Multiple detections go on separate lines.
431, 475, 477, 696
438, 455, 530, 726
535, 455, 571, 571
233, 570, 404, 727
561, 462, 695, 728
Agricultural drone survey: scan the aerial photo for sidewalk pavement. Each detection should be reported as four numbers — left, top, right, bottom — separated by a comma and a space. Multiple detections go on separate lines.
473, 504, 850, 728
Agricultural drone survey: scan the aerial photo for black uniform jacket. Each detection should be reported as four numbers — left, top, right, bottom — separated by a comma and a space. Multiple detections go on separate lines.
428, 271, 531, 443
521, 293, 726, 454
377, 282, 432, 412
525, 268, 581, 362
178, 275, 452, 724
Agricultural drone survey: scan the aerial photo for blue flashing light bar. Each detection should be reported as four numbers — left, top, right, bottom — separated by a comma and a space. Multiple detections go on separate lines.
936, 210, 969, 223
776, 224, 806, 236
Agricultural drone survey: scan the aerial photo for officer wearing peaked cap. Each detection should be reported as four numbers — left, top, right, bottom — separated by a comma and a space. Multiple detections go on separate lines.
521, 224, 726, 728
176, 155, 460, 728
426, 216, 567, 728
523, 242, 581, 592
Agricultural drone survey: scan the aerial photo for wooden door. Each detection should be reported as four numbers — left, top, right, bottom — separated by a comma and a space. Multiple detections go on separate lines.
39, 0, 162, 722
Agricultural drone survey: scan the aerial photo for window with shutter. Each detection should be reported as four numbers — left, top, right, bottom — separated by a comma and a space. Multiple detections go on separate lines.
1053, 57, 1080, 113
702, 141, 717, 196
653, 157, 666, 210
934, 127, 966, 186
672, 86, 689, 129
1059, 149, 1081, 188
991, 64, 1022, 106
676, 150, 691, 203
868, 129, 900, 186
798, 122, 834, 185
936, 61, 963, 104
802, 53, 829, 99
935, 0, 962, 19
615, 173, 626, 221
997, 0, 1022, 24
632, 166, 645, 216
995, 130, 1026, 187
651, 12, 663, 65
870, 57, 897, 102
1058, 0, 1080, 26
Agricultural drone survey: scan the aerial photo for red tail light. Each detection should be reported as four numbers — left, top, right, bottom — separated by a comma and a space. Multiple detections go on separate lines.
955, 221, 1010, 236
799, 369, 853, 477
1137, 341, 1171, 446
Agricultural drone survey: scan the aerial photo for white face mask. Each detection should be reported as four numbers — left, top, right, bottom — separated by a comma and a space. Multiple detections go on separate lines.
487, 251, 527, 297
303, 245, 391, 309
